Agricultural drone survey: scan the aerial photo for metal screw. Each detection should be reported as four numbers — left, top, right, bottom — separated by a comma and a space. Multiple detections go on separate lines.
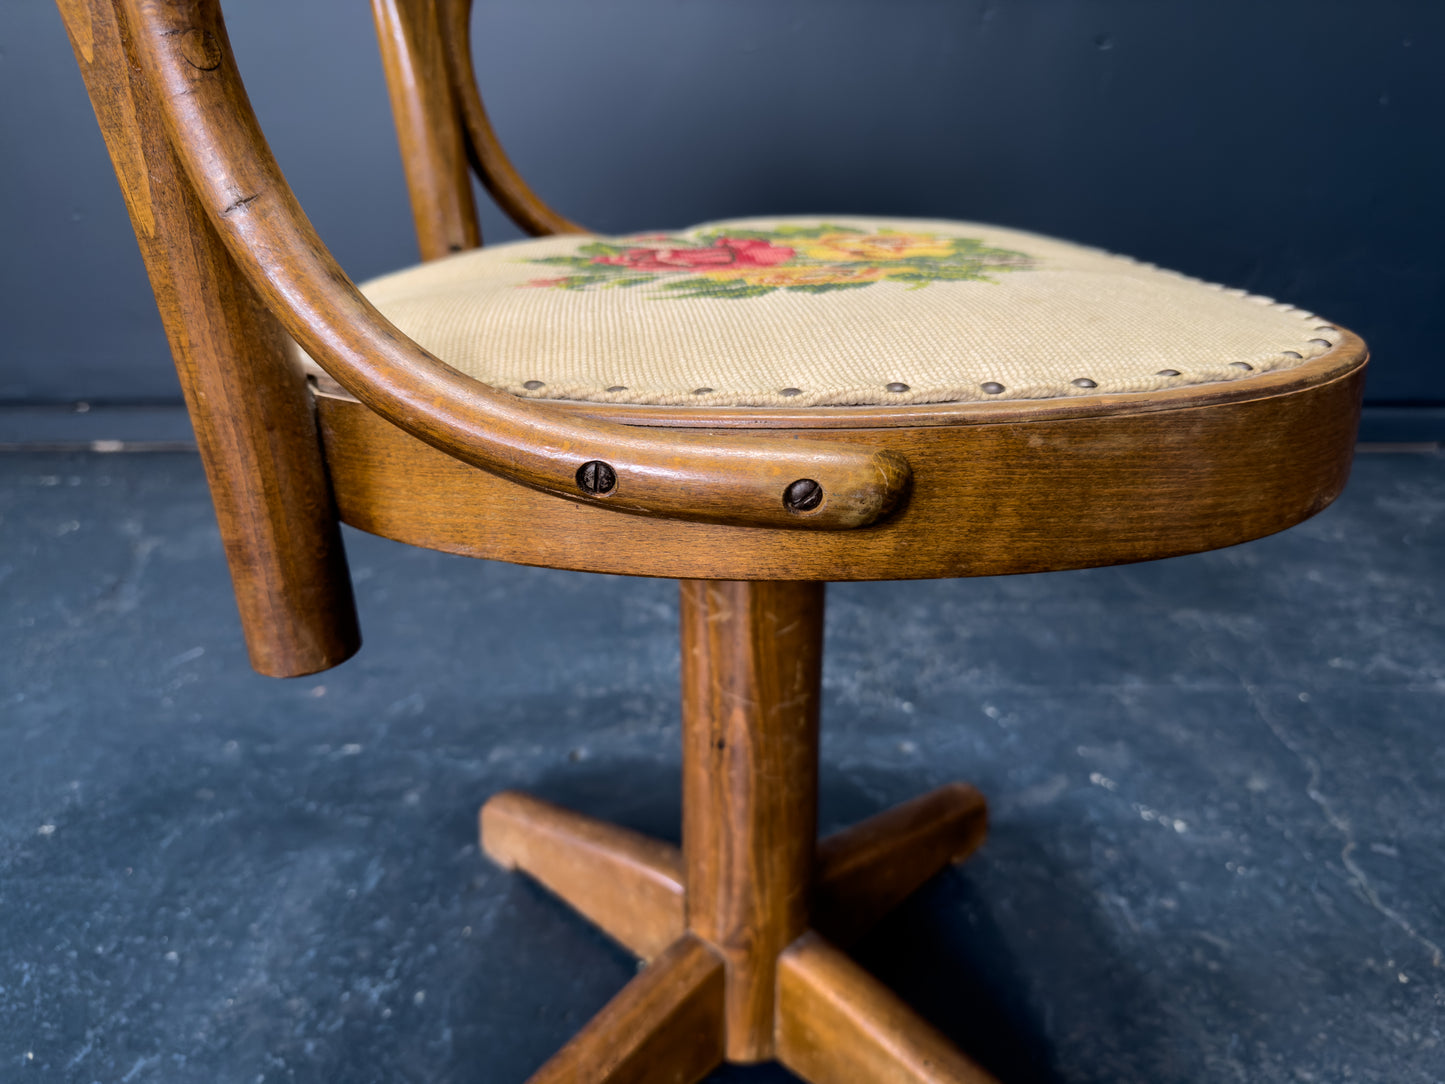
1071, 378, 1097, 389
885, 382, 910, 393
980, 382, 1005, 395
780, 387, 803, 397
576, 461, 616, 494
784, 479, 823, 512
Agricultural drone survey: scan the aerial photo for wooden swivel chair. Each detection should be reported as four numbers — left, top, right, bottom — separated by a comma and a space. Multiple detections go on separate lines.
59, 1, 1367, 1080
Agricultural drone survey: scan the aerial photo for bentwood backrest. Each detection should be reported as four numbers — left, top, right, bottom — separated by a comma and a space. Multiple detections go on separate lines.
378, 0, 584, 256
56, 0, 910, 677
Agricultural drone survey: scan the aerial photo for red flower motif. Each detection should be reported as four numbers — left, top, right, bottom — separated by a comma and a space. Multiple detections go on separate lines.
593, 237, 794, 273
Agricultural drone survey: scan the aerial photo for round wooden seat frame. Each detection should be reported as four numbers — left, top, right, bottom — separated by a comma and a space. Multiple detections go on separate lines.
58, 1, 1366, 1080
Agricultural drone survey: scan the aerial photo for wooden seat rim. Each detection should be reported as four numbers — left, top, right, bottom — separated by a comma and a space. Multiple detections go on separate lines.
314, 347, 1366, 582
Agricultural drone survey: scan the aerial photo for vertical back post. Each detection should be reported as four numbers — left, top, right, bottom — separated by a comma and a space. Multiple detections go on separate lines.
57, 0, 361, 677
372, 0, 481, 259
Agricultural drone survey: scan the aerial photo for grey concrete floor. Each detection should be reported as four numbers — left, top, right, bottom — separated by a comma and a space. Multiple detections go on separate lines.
1, 449, 1442, 1084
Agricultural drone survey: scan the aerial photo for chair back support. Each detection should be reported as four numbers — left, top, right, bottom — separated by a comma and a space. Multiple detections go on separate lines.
56, 0, 361, 678
372, 0, 480, 259
434, 0, 584, 238
372, 0, 583, 259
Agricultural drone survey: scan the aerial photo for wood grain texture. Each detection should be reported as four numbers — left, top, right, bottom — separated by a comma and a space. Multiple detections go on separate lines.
58, 0, 359, 678
525, 935, 725, 1084
814, 783, 987, 947
435, 0, 584, 237
372, 0, 481, 260
681, 581, 825, 1062
314, 347, 1365, 582
481, 790, 685, 961
118, 0, 910, 532
777, 932, 999, 1084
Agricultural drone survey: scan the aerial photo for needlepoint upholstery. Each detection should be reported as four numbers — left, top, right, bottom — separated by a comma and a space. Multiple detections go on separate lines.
302, 216, 1342, 408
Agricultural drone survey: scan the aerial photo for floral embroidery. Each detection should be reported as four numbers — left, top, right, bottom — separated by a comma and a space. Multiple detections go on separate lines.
520, 224, 1032, 299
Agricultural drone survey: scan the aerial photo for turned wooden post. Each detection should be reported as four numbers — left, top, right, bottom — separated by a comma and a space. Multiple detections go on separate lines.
680, 579, 825, 1062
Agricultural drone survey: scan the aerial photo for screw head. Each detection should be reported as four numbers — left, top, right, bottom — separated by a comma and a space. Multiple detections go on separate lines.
576, 460, 616, 494
1071, 377, 1097, 389
980, 382, 1005, 395
784, 478, 823, 513
885, 382, 910, 393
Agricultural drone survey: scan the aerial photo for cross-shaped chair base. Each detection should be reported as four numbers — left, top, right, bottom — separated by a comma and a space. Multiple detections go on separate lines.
481, 580, 1000, 1084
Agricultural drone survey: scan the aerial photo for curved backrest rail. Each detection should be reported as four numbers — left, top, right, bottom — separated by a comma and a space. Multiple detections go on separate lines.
436, 0, 585, 237
122, 0, 911, 532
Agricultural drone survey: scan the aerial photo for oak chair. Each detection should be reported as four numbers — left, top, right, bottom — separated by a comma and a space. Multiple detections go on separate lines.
58, 1, 1367, 1080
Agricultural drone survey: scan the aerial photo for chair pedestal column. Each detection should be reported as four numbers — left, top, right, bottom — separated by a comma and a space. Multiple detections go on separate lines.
481, 580, 996, 1084
680, 579, 823, 1062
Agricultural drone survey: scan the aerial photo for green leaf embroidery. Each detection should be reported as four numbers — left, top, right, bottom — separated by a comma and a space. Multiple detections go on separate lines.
784, 282, 875, 294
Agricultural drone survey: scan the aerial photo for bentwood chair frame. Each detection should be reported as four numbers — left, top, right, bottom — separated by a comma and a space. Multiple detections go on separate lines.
57, 0, 1367, 1080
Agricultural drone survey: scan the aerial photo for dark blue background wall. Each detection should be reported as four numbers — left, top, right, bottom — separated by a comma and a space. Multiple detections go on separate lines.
3, 1, 1441, 428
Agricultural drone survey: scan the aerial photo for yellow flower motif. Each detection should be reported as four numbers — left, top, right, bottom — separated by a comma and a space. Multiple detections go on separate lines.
706, 264, 887, 287
796, 230, 955, 262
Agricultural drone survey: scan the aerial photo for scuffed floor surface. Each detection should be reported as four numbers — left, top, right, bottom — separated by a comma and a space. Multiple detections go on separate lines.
1, 449, 1442, 1084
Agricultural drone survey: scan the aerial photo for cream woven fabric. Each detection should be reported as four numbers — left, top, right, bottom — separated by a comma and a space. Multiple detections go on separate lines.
302, 216, 1340, 407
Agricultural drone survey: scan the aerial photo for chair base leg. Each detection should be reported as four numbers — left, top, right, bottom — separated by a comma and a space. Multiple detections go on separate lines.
480, 790, 685, 961
525, 935, 726, 1084
481, 781, 995, 1083
777, 932, 997, 1084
